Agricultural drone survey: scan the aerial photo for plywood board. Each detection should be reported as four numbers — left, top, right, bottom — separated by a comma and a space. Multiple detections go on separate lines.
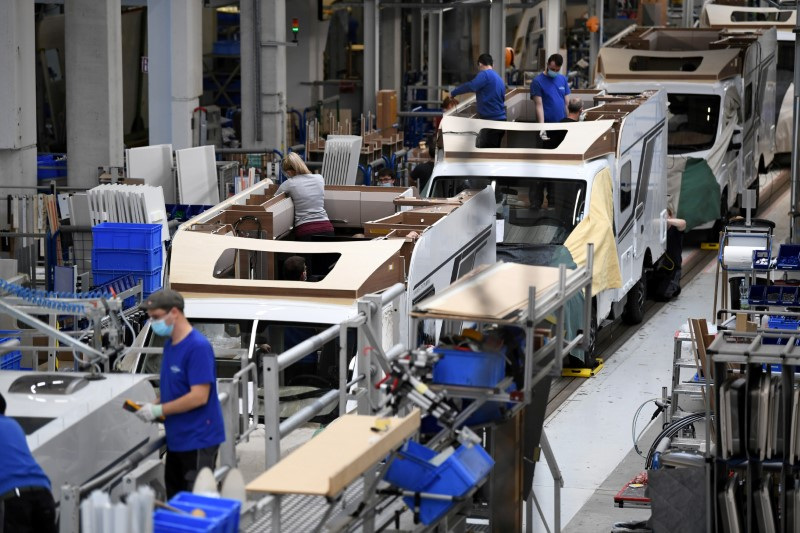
126, 144, 175, 203
176, 145, 220, 205
413, 262, 562, 320
246, 410, 420, 497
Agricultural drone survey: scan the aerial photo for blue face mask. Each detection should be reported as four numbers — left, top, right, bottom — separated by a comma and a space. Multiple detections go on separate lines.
151, 317, 174, 337
548, 69, 559, 78
379, 182, 394, 187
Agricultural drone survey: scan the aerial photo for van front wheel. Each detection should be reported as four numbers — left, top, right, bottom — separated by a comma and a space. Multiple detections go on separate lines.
622, 271, 647, 325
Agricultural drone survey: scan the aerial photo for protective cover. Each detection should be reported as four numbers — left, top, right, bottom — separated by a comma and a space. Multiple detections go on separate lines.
564, 167, 622, 293
776, 86, 793, 155
648, 467, 707, 533
668, 87, 740, 230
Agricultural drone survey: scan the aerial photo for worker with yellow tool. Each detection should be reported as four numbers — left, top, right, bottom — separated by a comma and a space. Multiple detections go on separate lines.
135, 289, 225, 498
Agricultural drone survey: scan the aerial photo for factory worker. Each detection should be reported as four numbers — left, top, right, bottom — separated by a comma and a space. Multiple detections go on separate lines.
278, 152, 335, 240
136, 289, 226, 498
0, 392, 57, 533
450, 53, 506, 148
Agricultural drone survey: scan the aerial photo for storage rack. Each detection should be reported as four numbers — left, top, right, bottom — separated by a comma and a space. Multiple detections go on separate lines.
706, 328, 800, 533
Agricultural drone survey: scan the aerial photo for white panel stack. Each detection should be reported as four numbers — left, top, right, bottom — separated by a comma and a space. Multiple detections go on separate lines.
175, 145, 220, 205
321, 135, 362, 186
126, 144, 175, 203
87, 184, 169, 242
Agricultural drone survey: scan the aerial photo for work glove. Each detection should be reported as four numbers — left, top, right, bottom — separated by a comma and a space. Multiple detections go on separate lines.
539, 130, 549, 141
135, 403, 164, 423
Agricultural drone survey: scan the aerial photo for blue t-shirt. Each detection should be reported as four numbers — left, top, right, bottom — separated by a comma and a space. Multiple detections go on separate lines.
160, 329, 226, 452
451, 69, 507, 121
0, 415, 51, 495
531, 72, 571, 122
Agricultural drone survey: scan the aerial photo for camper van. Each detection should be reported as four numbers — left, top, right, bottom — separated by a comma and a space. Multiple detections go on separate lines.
595, 27, 777, 228
118, 182, 496, 386
422, 89, 668, 358
700, 3, 795, 164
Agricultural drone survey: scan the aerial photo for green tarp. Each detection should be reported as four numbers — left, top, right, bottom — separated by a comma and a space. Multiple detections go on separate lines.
676, 158, 721, 231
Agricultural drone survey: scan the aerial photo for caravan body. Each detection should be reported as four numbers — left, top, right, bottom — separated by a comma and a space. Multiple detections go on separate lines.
424, 89, 668, 331
120, 182, 496, 377
700, 3, 795, 160
595, 27, 777, 229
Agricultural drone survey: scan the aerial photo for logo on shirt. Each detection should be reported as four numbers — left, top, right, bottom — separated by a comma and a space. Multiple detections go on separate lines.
170, 365, 181, 374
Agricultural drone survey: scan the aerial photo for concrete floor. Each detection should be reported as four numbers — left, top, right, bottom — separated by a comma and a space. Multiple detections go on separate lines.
231, 170, 790, 531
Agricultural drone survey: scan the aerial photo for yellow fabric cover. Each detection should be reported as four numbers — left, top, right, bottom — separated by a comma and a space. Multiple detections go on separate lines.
564, 167, 622, 293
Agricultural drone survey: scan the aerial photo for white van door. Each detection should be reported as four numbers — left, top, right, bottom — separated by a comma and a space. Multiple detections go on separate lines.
616, 160, 636, 292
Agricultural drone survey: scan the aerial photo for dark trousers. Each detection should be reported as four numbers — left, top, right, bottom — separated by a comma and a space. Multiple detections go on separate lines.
476, 128, 505, 148
165, 445, 220, 499
0, 487, 57, 533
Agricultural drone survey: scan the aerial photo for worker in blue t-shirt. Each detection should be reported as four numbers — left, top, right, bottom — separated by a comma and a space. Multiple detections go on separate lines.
0, 392, 57, 533
450, 53, 507, 148
531, 53, 571, 128
136, 289, 226, 499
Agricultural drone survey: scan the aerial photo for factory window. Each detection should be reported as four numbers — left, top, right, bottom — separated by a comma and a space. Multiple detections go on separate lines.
744, 83, 753, 121
629, 56, 703, 72
213, 249, 340, 282
666, 94, 721, 154
730, 10, 791, 22
620, 162, 632, 212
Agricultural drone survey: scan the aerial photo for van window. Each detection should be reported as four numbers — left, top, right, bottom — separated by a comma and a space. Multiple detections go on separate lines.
620, 162, 632, 212
429, 176, 586, 245
667, 94, 721, 154
744, 83, 753, 121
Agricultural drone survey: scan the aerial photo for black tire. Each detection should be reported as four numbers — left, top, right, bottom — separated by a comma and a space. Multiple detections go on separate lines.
622, 271, 647, 325
708, 189, 728, 244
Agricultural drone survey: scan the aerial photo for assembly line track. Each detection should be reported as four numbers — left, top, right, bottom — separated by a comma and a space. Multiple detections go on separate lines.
545, 170, 789, 418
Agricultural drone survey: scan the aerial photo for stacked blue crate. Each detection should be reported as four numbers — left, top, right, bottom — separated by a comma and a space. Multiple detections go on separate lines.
92, 223, 164, 298
0, 330, 22, 370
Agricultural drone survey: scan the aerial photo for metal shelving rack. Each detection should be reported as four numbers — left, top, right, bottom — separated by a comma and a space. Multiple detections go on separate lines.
706, 329, 800, 533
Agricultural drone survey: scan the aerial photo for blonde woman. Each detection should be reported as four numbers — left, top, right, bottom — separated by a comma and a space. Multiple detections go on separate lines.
277, 153, 334, 240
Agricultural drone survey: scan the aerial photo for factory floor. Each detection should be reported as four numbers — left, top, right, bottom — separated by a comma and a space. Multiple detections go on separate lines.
232, 170, 790, 531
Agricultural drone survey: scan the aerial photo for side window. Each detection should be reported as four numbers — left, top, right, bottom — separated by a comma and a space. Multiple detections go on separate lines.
634, 135, 657, 215
744, 83, 753, 121
620, 161, 632, 212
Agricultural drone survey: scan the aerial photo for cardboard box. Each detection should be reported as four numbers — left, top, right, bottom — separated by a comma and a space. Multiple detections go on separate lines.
377, 90, 398, 130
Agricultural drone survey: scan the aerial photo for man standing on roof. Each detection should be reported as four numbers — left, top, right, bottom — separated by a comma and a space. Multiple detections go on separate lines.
449, 53, 506, 148
531, 53, 571, 135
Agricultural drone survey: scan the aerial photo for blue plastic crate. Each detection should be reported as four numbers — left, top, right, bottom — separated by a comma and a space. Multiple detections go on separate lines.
781, 286, 799, 306
92, 246, 162, 272
384, 440, 494, 525
753, 249, 771, 270
93, 268, 162, 296
766, 286, 782, 305
37, 153, 67, 180
432, 348, 505, 388
92, 223, 161, 251
0, 351, 22, 370
153, 510, 218, 533
749, 285, 768, 305
91, 273, 139, 308
212, 40, 240, 55
168, 493, 241, 533
776, 244, 800, 270
767, 316, 800, 330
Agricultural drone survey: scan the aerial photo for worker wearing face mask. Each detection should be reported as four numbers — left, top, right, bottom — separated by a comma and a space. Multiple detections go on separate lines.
531, 53, 571, 141
136, 289, 225, 498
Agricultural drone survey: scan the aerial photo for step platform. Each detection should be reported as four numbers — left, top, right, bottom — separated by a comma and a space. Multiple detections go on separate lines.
561, 358, 604, 378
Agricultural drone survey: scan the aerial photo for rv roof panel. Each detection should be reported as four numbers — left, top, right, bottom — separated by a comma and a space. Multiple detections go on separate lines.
597, 47, 742, 81
702, 4, 796, 29
441, 116, 617, 162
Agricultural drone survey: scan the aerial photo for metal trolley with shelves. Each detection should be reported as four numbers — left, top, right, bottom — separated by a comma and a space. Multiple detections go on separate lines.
706, 328, 800, 533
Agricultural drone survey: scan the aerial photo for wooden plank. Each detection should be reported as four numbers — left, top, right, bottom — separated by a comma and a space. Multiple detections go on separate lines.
246, 411, 420, 497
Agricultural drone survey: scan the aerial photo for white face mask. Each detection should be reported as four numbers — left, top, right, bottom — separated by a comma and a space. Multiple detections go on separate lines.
378, 181, 394, 187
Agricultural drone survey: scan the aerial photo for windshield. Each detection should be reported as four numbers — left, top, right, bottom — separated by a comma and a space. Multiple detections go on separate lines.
429, 177, 586, 245
667, 93, 721, 154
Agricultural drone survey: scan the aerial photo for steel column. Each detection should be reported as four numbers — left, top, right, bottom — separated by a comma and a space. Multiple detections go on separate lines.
489, 0, 506, 81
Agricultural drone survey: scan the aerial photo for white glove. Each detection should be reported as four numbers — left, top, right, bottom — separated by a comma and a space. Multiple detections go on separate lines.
135, 403, 163, 422
539, 130, 549, 141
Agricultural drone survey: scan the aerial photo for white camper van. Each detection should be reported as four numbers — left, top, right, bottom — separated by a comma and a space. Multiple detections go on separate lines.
119, 183, 496, 384
423, 88, 668, 355
595, 27, 777, 228
700, 3, 795, 164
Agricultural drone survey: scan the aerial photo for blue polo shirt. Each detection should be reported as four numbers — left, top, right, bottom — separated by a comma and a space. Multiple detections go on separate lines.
160, 329, 226, 452
451, 69, 507, 121
531, 72, 571, 122
0, 415, 51, 495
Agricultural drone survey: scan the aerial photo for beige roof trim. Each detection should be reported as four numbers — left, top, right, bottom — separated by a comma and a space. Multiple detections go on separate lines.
440, 116, 617, 161
701, 4, 796, 29
597, 47, 742, 81
170, 231, 405, 300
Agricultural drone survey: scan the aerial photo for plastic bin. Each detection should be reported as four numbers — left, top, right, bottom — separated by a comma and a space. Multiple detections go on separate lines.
92, 223, 161, 251
93, 268, 162, 296
383, 440, 494, 525
781, 286, 799, 306
776, 244, 800, 270
767, 316, 800, 331
0, 352, 22, 370
91, 273, 140, 308
748, 285, 768, 305
92, 246, 162, 272
168, 493, 241, 533
432, 348, 505, 388
153, 510, 218, 533
37, 154, 67, 180
752, 249, 771, 270
212, 40, 240, 55
766, 286, 782, 305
